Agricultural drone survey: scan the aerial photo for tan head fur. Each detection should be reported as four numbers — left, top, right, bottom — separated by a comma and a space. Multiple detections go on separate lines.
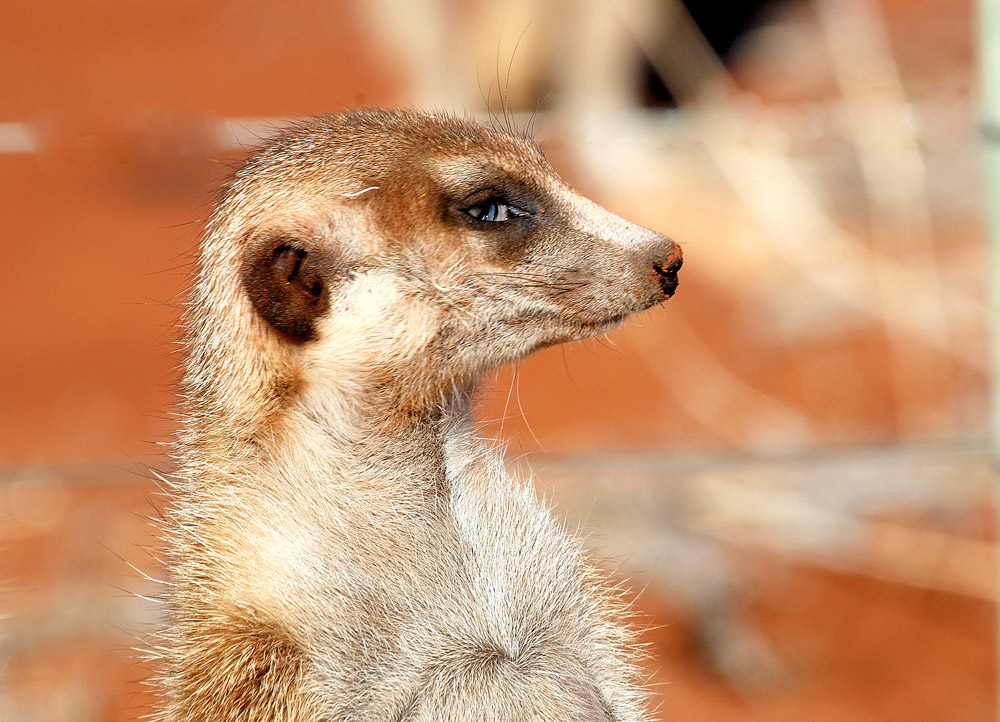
163, 109, 681, 722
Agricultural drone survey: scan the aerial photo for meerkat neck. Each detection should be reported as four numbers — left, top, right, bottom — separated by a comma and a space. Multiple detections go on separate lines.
179, 371, 483, 502
303, 381, 480, 482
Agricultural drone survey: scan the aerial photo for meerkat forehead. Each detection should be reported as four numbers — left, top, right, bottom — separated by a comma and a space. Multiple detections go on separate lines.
222, 110, 555, 214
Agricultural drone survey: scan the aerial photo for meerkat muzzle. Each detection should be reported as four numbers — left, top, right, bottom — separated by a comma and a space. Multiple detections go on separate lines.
652, 245, 683, 298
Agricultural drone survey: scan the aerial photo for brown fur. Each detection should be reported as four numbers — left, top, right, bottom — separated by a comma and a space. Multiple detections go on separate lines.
169, 616, 315, 721
162, 109, 681, 721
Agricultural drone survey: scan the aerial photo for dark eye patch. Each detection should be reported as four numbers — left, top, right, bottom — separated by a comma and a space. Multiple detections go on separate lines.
441, 170, 547, 261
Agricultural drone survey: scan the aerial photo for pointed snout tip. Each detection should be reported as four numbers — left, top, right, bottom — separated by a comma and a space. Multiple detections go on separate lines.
652, 240, 683, 299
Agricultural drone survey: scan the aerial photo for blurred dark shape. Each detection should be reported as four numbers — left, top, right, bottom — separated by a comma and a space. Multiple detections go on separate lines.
641, 0, 796, 105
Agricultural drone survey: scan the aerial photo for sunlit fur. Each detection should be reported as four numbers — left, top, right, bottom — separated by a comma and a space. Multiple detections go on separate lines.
161, 109, 681, 721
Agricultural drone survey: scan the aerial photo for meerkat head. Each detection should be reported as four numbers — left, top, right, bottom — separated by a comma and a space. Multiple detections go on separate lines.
191, 109, 681, 423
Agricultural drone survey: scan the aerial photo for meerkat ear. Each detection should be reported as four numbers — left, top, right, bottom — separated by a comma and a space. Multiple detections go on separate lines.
241, 236, 337, 341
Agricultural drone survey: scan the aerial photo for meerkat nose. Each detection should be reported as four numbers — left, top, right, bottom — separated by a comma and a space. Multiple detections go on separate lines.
651, 242, 683, 298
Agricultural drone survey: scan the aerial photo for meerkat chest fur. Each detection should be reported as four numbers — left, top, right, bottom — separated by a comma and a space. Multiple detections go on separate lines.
166, 109, 681, 722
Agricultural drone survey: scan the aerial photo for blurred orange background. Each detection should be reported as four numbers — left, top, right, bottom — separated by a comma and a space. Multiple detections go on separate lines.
0, 0, 994, 720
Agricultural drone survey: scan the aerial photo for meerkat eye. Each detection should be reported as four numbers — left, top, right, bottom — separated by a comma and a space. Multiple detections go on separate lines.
465, 198, 529, 223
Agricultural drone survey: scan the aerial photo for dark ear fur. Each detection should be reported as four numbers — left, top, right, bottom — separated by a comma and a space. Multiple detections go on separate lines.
241, 235, 340, 340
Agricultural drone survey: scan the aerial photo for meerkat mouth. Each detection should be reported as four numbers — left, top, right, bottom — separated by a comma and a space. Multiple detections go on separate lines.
652, 257, 683, 298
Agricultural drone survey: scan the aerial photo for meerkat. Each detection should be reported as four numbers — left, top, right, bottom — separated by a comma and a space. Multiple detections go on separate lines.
162, 108, 682, 722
